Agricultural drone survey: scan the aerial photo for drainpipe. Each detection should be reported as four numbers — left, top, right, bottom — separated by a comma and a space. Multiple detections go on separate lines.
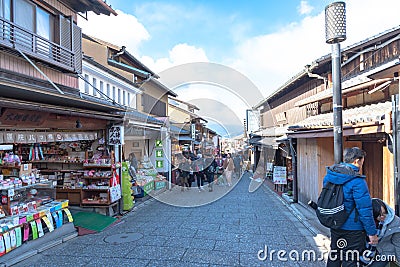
289, 138, 298, 203
393, 93, 400, 216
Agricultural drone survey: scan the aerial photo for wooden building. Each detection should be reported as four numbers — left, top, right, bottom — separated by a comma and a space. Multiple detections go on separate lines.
255, 26, 400, 208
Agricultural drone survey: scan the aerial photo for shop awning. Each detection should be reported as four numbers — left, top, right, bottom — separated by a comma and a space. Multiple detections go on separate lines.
170, 125, 189, 135
177, 136, 194, 141
294, 78, 393, 107
287, 101, 392, 138
0, 97, 123, 121
254, 137, 279, 148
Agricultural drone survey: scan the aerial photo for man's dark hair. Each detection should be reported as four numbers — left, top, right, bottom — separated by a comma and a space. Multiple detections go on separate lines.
343, 147, 366, 163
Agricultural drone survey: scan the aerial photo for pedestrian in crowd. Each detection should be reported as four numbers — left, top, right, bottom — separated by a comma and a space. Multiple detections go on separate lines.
369, 198, 400, 267
223, 153, 234, 187
187, 157, 194, 189
194, 155, 205, 192
205, 155, 217, 192
324, 147, 378, 267
233, 153, 243, 179
215, 154, 225, 185
178, 157, 190, 191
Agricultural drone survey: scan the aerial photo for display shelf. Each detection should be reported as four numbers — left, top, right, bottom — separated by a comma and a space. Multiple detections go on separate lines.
82, 188, 109, 191
31, 160, 84, 164
1, 180, 55, 215
82, 176, 112, 179
0, 181, 53, 192
0, 165, 20, 169
83, 164, 112, 168
56, 188, 81, 205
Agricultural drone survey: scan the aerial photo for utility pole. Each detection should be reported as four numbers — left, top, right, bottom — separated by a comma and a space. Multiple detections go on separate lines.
325, 2, 346, 164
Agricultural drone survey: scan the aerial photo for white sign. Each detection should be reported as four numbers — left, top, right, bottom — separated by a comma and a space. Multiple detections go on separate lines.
273, 166, 287, 185
191, 124, 196, 139
109, 126, 124, 145
246, 109, 260, 133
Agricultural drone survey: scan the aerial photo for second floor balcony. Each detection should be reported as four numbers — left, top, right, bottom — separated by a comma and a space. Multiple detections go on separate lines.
0, 16, 81, 73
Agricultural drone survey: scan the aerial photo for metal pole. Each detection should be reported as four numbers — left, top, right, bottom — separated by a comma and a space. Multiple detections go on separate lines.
325, 1, 346, 164
393, 94, 400, 215
289, 138, 298, 203
332, 43, 343, 164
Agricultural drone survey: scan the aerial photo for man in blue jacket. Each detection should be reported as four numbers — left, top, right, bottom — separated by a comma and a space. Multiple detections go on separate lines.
325, 147, 379, 267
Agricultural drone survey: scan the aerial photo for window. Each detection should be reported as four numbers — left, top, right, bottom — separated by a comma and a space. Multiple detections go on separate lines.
15, 0, 34, 32
106, 84, 110, 97
84, 74, 89, 94
14, 0, 53, 42
118, 88, 121, 103
99, 81, 104, 95
127, 92, 131, 107
92, 77, 97, 96
123, 91, 126, 105
112, 86, 116, 101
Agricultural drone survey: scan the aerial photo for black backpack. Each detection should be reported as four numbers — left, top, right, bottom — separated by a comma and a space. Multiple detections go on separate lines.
316, 181, 355, 229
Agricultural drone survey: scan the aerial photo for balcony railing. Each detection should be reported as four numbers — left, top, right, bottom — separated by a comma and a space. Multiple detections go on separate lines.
0, 17, 76, 72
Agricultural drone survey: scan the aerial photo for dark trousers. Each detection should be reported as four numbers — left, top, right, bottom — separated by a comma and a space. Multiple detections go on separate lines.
206, 172, 214, 190
196, 172, 204, 188
327, 229, 366, 267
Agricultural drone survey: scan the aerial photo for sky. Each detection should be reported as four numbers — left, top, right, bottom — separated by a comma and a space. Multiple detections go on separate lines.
79, 0, 400, 137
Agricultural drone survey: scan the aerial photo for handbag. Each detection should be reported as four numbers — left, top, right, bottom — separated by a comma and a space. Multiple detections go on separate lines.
109, 169, 122, 202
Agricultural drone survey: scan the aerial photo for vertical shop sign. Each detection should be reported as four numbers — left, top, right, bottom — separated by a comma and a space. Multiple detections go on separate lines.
109, 126, 124, 145
191, 124, 196, 139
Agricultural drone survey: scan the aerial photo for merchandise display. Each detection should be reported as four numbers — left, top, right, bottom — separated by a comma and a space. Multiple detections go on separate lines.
133, 156, 166, 196
0, 134, 118, 257
0, 199, 73, 257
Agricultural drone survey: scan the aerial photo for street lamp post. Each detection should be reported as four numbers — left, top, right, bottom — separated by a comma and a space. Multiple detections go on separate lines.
325, 1, 346, 164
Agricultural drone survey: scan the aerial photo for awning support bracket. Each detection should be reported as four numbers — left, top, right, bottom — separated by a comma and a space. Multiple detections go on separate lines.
16, 47, 64, 95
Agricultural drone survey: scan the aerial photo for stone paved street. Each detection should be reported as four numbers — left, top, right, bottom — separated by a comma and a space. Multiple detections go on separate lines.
14, 172, 327, 266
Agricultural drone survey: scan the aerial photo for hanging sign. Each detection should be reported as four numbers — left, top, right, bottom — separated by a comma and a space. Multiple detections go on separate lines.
108, 126, 124, 145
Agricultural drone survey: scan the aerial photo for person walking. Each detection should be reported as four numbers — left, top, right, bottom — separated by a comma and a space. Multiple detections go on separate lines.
324, 147, 378, 267
194, 156, 205, 192
233, 154, 241, 179
223, 153, 234, 187
178, 158, 190, 191
205, 155, 217, 192
369, 198, 400, 267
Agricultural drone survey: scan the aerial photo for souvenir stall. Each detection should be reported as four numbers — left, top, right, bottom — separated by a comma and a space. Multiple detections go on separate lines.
0, 105, 124, 258
123, 117, 168, 199
0, 141, 74, 258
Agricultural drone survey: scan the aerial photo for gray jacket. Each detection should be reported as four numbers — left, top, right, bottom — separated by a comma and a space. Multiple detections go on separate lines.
376, 201, 400, 264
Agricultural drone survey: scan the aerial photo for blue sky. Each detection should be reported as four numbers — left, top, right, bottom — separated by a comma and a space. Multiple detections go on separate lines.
100, 0, 326, 62
80, 0, 400, 136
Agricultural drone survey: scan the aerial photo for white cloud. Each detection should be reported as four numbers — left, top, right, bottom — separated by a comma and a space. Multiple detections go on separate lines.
78, 9, 150, 55
298, 1, 314, 15
140, 43, 209, 73
78, 0, 400, 100
229, 0, 400, 97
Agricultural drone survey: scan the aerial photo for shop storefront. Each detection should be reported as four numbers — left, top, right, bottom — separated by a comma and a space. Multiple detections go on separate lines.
123, 112, 169, 201
0, 102, 124, 259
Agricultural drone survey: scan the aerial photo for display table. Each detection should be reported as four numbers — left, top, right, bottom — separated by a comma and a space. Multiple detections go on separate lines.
0, 199, 73, 258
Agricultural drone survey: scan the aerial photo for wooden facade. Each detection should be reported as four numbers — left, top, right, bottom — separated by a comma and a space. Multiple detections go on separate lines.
255, 26, 400, 208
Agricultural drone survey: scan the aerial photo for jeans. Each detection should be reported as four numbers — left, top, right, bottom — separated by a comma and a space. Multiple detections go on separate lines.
327, 229, 366, 267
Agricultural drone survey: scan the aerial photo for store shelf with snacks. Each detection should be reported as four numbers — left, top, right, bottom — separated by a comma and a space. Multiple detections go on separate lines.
0, 180, 55, 217
0, 199, 73, 259
80, 165, 119, 207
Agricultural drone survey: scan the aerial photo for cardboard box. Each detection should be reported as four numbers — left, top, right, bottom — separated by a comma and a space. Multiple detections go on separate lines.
19, 164, 32, 176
